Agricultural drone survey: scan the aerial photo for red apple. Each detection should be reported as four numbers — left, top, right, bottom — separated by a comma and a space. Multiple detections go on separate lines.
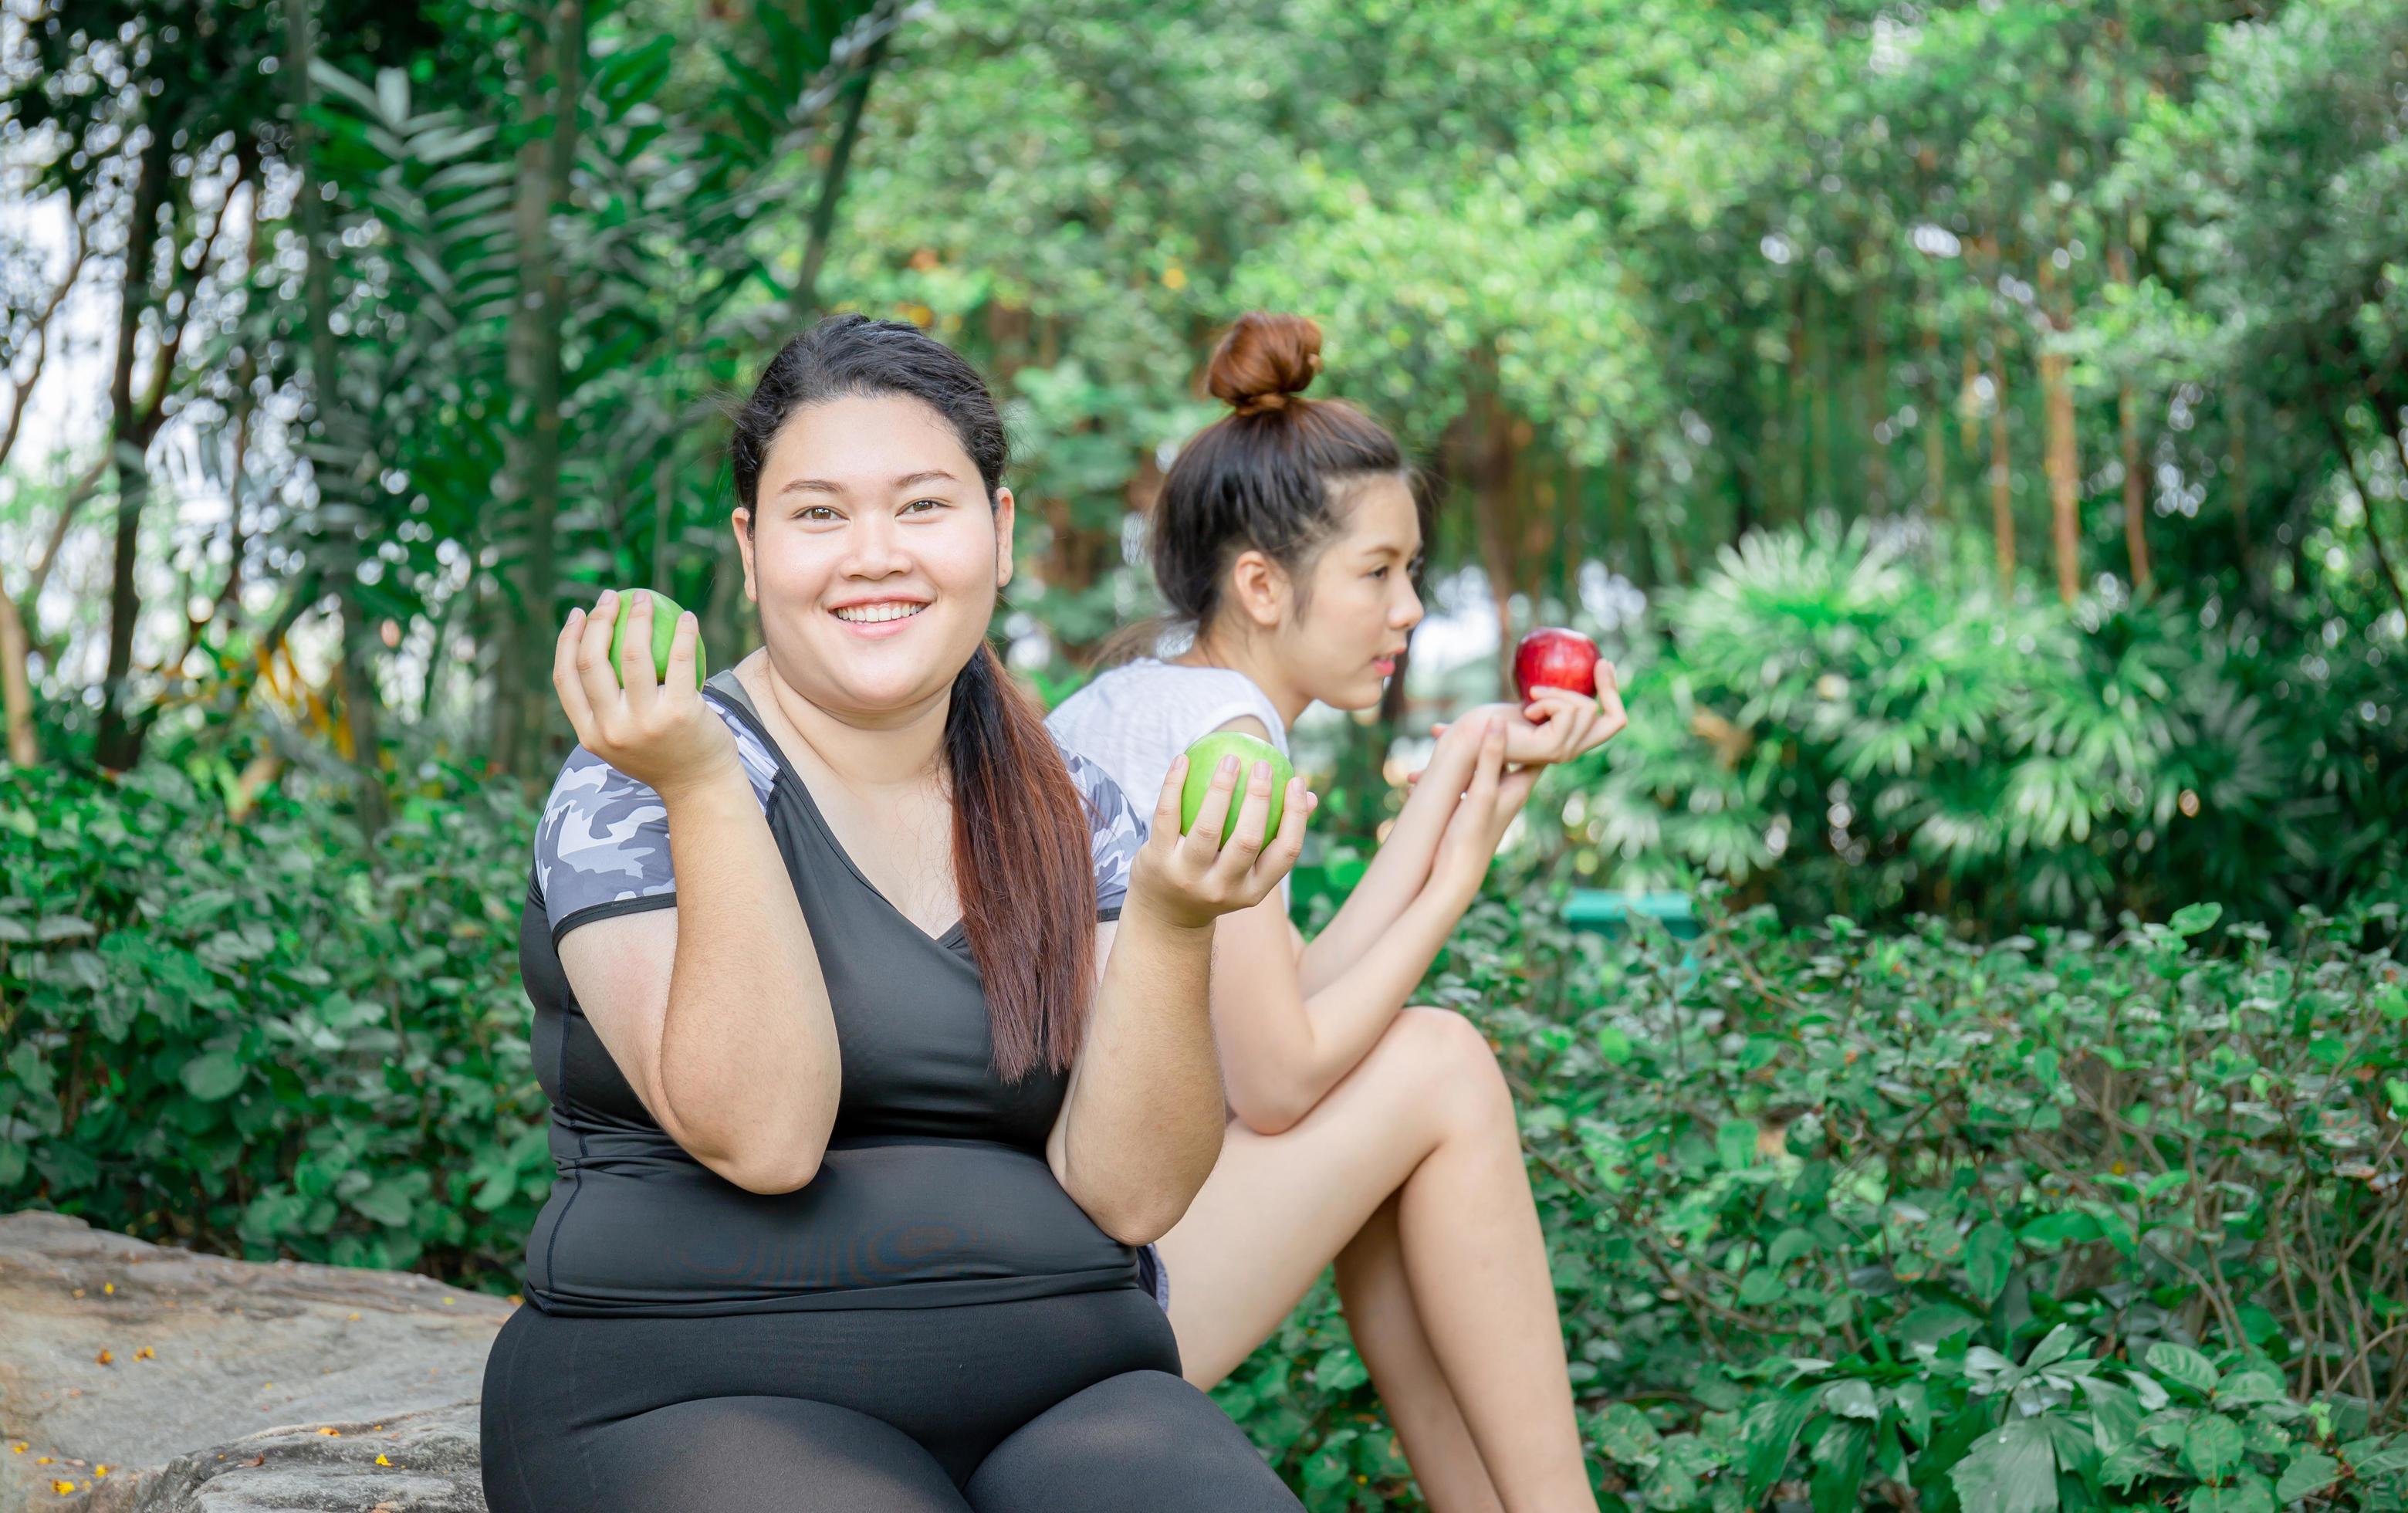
1513, 627, 1600, 703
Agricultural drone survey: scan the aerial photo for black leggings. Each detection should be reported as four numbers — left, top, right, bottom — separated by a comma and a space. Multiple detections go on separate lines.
479, 1285, 1300, 1512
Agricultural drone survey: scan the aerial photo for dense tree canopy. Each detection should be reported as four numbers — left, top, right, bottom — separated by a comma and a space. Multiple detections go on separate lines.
2, 0, 2402, 922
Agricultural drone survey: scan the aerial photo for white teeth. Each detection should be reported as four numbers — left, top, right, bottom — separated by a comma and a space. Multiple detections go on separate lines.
834, 603, 927, 624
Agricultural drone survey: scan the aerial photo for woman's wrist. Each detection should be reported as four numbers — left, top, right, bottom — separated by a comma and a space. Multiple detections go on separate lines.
653, 752, 754, 814
1121, 878, 1223, 940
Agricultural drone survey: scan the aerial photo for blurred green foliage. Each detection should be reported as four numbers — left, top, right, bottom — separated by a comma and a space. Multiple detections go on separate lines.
1562, 523, 2406, 929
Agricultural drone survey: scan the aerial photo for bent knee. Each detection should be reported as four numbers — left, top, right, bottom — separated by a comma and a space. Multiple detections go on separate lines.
1378, 1007, 1512, 1127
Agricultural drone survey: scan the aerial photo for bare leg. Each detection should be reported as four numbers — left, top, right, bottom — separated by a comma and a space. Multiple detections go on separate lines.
1154, 1007, 1595, 1512
1334, 1193, 1507, 1513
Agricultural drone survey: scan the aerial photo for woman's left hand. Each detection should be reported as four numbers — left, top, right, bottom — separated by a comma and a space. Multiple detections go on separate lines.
1412, 662, 1628, 786
1127, 752, 1314, 931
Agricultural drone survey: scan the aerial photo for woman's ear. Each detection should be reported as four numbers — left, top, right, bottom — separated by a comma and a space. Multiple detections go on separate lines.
993, 487, 1016, 591
732, 506, 759, 603
1227, 547, 1290, 631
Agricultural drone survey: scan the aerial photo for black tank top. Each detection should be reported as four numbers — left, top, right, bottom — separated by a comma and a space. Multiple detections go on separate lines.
515, 672, 1152, 1316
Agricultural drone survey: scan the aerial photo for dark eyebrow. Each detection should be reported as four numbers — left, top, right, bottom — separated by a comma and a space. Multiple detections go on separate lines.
776, 469, 962, 498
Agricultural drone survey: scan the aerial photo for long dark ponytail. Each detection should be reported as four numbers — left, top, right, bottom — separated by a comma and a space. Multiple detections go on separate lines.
730, 315, 1097, 1081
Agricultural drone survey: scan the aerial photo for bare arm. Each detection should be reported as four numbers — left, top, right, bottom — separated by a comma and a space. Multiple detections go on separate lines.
1297, 679, 1623, 995
551, 591, 843, 1195
1046, 745, 1309, 1244
1219, 716, 1539, 1135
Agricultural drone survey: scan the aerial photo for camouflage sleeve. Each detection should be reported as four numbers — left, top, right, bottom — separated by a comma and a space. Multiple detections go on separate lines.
531, 699, 778, 939
1061, 743, 1146, 921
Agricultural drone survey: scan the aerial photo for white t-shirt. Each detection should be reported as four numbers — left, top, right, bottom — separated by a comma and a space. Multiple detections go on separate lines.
1046, 658, 1294, 905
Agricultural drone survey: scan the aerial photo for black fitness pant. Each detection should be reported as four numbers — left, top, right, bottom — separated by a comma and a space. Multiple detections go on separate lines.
479, 1285, 1300, 1512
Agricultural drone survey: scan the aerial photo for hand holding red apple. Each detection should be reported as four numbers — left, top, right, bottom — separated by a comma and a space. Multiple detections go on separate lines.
1412, 627, 1627, 786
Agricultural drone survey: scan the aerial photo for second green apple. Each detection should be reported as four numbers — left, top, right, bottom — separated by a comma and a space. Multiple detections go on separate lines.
1179, 731, 1294, 845
607, 588, 708, 687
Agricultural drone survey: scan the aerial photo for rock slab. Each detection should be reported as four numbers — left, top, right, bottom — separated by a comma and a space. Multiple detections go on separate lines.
0, 1211, 506, 1512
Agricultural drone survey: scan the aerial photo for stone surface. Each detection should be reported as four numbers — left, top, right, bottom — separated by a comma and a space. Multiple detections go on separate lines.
0, 1211, 506, 1512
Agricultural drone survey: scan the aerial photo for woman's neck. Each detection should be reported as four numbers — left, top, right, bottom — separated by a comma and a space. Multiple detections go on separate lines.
738, 651, 949, 795
1170, 624, 1312, 732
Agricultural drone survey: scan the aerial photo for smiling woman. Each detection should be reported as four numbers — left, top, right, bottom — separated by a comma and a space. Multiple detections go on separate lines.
478, 315, 1313, 1513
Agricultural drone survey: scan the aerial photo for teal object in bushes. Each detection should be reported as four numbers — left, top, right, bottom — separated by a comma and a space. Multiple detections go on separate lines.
1564, 889, 1699, 939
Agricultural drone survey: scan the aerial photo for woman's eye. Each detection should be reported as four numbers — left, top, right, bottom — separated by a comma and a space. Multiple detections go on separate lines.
902, 498, 944, 515
1369, 565, 1390, 579
800, 506, 840, 523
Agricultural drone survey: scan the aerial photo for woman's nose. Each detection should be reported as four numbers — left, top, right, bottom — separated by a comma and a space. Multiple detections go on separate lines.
844, 512, 906, 573
1394, 582, 1424, 630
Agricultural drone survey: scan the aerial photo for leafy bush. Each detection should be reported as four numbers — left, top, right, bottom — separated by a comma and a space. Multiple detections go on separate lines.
1574, 523, 2407, 929
7, 763, 2404, 1513
1219, 874, 2408, 1511
0, 763, 550, 1279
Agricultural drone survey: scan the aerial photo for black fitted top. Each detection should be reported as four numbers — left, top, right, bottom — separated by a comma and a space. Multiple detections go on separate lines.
516, 671, 1153, 1316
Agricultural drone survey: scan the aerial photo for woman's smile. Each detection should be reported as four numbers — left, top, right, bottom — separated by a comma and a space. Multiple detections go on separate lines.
830, 596, 932, 637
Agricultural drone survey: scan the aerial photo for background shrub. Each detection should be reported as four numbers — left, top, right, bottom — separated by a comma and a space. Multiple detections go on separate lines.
5, 766, 2403, 1511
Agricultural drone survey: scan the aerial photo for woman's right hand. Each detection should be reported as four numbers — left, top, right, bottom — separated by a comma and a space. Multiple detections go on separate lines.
552, 588, 737, 801
1426, 713, 1541, 908
1127, 751, 1314, 931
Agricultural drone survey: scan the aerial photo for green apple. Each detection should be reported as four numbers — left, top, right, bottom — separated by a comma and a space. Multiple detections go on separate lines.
607, 589, 706, 687
1179, 731, 1294, 845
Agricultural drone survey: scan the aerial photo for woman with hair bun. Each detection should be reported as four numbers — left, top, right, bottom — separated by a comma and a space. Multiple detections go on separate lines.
1047, 313, 1625, 1511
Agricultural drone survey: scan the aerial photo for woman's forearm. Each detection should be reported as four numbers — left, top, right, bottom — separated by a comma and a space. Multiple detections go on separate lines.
1295, 750, 1469, 994
1052, 902, 1224, 1244
1270, 889, 1470, 1123
655, 765, 844, 1192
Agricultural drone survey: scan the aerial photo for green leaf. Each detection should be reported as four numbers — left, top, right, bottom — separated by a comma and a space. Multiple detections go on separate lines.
179, 1051, 246, 1102
1742, 1392, 1820, 1503
1826, 1379, 1880, 1420
1967, 1220, 2017, 1304
2274, 1451, 2340, 1503
1812, 1420, 1874, 1513
2182, 1415, 2246, 1481
1769, 1228, 1818, 1268
2215, 1370, 2285, 1405
1598, 1025, 1633, 1065
1594, 1402, 1663, 1466
2185, 1473, 2273, 1513
2147, 1342, 2221, 1398
2083, 1379, 2142, 1457
1717, 1119, 1758, 1172
1952, 1417, 2059, 1513
2168, 903, 2223, 937
351, 1182, 415, 1228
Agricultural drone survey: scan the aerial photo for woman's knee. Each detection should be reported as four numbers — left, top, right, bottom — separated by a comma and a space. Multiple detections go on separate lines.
965, 1372, 1299, 1513
1378, 1006, 1513, 1135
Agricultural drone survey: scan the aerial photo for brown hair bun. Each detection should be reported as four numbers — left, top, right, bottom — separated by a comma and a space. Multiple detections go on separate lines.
1204, 312, 1324, 416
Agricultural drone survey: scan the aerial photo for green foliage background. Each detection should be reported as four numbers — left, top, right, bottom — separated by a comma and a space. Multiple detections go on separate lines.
8, 711, 2406, 1509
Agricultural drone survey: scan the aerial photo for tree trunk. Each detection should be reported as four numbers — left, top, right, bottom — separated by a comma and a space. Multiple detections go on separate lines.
2106, 239, 2149, 593
1808, 282, 1831, 516
492, 0, 587, 779
0, 580, 36, 766
793, 29, 888, 324
285, 0, 387, 829
1862, 271, 1887, 513
2119, 380, 2149, 592
1922, 296, 1946, 522
1989, 338, 2015, 594
2320, 405, 2408, 618
2228, 397, 2250, 574
2036, 253, 2081, 604
96, 126, 174, 770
